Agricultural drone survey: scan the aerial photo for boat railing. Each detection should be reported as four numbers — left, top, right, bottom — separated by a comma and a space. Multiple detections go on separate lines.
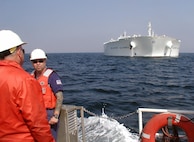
57, 105, 86, 142
137, 108, 194, 135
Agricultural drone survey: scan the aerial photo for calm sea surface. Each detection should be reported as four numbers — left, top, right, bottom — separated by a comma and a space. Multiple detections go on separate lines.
24, 53, 194, 133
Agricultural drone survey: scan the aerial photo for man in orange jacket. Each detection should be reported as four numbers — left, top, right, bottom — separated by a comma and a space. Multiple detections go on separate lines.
0, 30, 55, 142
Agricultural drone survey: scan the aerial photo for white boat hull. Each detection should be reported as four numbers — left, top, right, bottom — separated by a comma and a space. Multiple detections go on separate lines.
104, 36, 180, 57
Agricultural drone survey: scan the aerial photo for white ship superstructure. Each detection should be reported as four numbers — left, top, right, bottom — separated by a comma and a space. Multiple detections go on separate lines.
104, 22, 181, 57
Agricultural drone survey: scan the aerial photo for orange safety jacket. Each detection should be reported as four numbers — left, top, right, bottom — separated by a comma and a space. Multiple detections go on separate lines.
31, 69, 56, 109
0, 60, 54, 142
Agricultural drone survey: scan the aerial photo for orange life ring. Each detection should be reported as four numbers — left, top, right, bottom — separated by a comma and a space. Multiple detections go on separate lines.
141, 112, 194, 142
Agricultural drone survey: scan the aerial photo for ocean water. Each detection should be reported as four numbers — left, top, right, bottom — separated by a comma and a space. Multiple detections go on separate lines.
24, 53, 194, 141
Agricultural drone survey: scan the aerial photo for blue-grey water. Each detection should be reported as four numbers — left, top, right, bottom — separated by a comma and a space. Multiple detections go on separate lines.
24, 53, 194, 141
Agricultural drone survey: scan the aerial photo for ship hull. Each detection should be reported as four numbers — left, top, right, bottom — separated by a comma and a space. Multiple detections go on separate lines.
104, 36, 180, 57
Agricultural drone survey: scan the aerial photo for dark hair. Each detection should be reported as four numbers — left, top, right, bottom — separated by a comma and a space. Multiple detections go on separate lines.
0, 50, 12, 60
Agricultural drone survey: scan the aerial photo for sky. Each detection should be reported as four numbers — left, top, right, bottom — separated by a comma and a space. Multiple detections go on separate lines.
0, 0, 194, 53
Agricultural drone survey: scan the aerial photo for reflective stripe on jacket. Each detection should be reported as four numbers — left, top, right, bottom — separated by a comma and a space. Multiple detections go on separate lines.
0, 60, 54, 142
32, 69, 56, 109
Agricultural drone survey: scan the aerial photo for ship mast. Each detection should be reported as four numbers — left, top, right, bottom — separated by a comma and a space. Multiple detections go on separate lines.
148, 22, 154, 36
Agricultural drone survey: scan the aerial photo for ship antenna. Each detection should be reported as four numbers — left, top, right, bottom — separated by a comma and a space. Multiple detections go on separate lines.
148, 22, 152, 36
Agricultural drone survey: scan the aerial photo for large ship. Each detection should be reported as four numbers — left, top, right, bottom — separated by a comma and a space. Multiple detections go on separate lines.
104, 22, 181, 57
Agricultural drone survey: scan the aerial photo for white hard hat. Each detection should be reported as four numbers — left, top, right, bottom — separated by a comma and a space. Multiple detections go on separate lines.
0, 30, 26, 52
30, 48, 47, 60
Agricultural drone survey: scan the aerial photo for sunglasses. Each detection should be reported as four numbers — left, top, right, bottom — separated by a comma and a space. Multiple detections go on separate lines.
21, 48, 25, 54
32, 59, 45, 64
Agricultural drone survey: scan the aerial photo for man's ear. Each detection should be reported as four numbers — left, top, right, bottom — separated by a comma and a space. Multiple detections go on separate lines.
16, 48, 21, 56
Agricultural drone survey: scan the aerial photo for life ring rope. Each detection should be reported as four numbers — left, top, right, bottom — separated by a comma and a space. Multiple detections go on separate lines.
162, 126, 180, 139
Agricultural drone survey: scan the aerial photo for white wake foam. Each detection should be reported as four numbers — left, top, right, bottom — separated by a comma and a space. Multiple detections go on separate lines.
78, 113, 139, 142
